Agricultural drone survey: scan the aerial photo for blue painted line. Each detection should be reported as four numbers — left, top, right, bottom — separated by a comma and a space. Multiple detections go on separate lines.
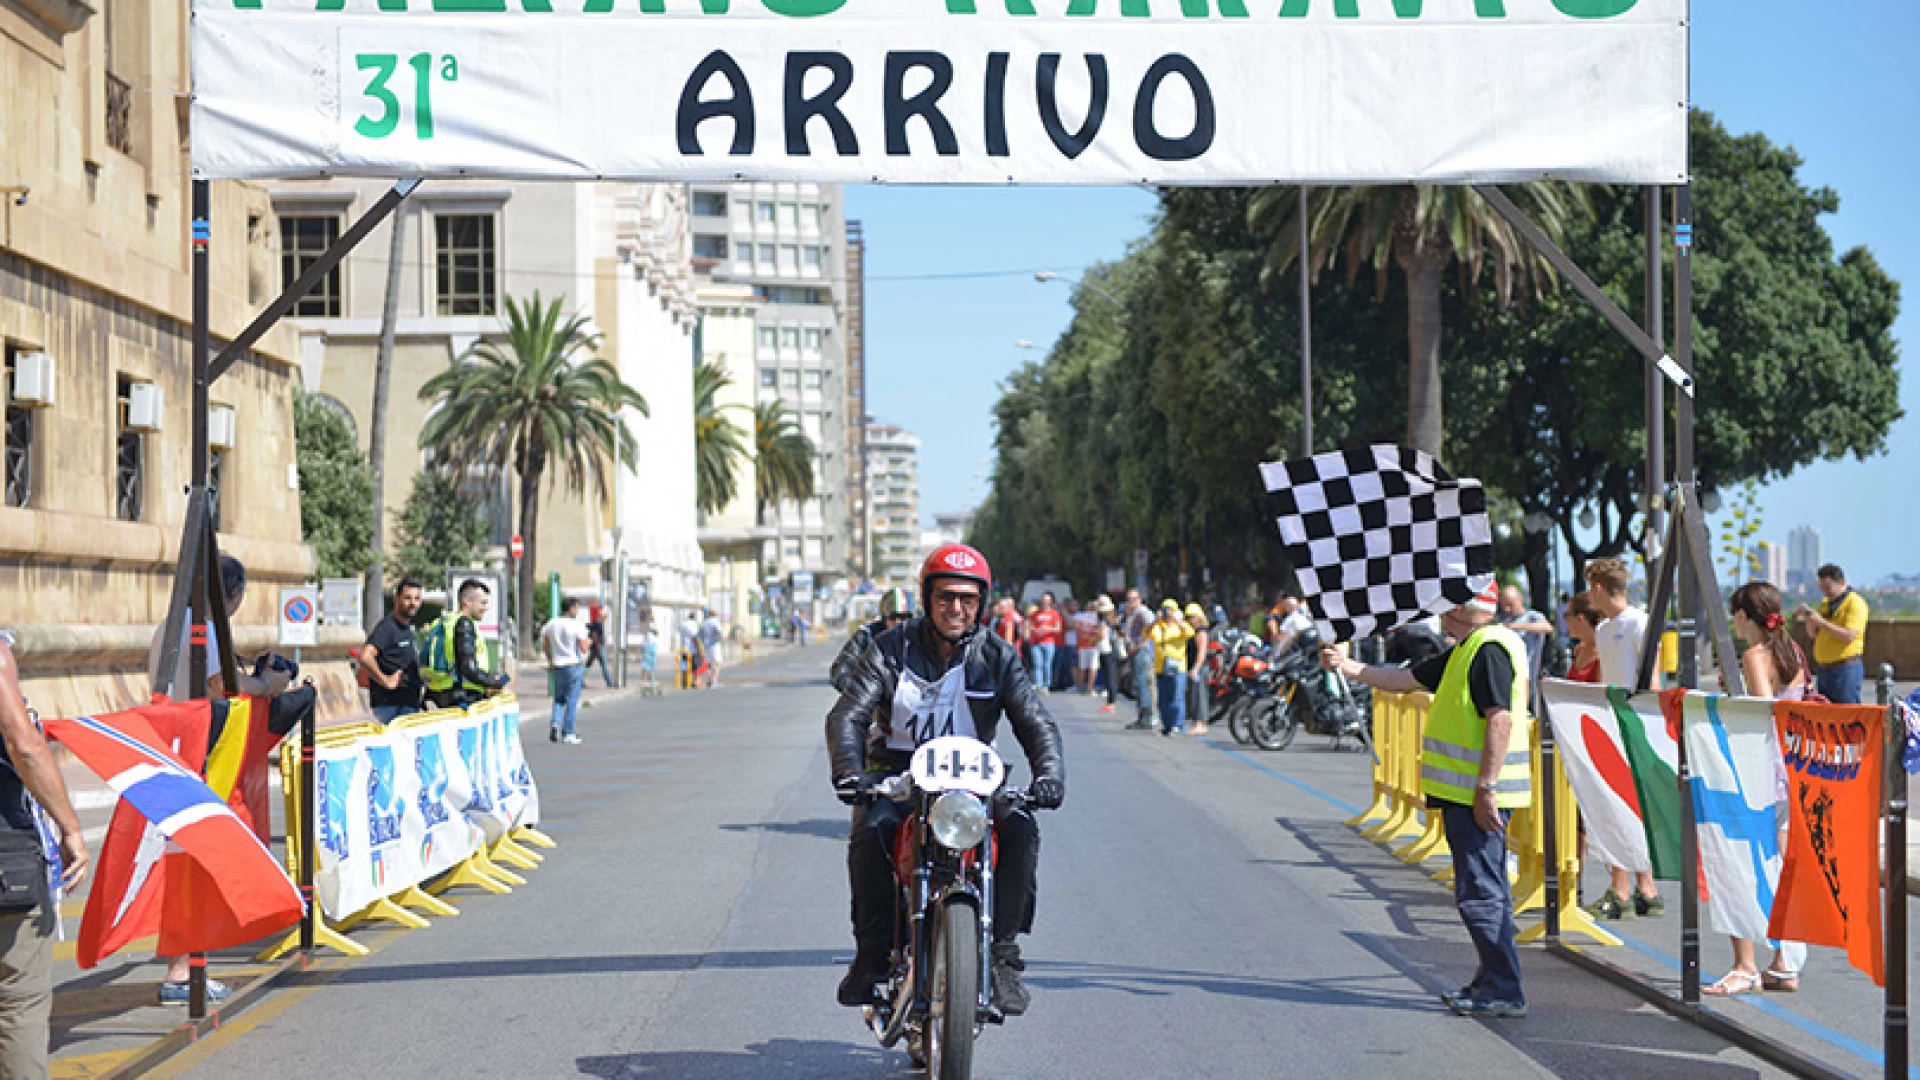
1201, 739, 1362, 817
1608, 931, 1915, 1078
1203, 734, 1910, 1076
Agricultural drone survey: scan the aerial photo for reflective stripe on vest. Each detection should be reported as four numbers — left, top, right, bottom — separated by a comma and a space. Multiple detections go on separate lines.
1419, 624, 1534, 809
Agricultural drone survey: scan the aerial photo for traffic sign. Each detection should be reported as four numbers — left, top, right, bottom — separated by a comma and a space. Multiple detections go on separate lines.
321, 577, 362, 628
510, 536, 525, 560
279, 587, 319, 649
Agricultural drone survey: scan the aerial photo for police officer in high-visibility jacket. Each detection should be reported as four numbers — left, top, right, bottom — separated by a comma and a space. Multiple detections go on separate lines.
424, 579, 511, 710
1321, 582, 1533, 1018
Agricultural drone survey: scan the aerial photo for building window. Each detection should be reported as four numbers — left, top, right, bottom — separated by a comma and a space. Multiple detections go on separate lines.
777, 202, 798, 230
777, 245, 798, 276
115, 375, 144, 523
693, 192, 728, 217
104, 3, 133, 155
800, 203, 820, 235
756, 243, 775, 272
781, 370, 800, 390
692, 234, 728, 261
803, 371, 824, 391
3, 349, 29, 509
804, 328, 824, 353
757, 327, 778, 353
208, 449, 226, 532
779, 327, 800, 351
435, 214, 498, 317
756, 202, 776, 225
759, 369, 777, 388
802, 246, 822, 276
280, 215, 345, 317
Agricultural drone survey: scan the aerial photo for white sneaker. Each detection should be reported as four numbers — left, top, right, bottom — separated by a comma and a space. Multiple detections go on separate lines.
562, 734, 583, 745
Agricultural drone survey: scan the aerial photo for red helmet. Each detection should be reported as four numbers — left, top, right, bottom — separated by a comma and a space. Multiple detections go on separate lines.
919, 544, 993, 623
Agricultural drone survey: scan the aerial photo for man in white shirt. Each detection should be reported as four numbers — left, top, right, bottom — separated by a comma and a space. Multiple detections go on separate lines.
1582, 557, 1662, 920
542, 599, 592, 744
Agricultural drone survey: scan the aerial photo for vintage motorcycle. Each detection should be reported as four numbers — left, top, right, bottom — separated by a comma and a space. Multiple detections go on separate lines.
862, 736, 1035, 1080
1248, 626, 1374, 754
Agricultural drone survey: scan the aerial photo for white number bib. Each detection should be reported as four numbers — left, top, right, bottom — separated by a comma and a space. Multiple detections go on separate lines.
883, 660, 977, 754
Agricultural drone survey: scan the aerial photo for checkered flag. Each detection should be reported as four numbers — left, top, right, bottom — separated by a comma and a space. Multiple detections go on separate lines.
1260, 445, 1495, 643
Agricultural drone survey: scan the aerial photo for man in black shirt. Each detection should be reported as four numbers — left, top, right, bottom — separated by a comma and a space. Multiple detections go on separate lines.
360, 580, 425, 724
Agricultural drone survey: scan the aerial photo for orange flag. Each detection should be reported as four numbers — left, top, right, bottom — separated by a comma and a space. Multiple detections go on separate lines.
1769, 700, 1885, 985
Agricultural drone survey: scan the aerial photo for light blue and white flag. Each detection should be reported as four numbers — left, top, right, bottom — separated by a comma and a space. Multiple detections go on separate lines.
1679, 692, 1784, 943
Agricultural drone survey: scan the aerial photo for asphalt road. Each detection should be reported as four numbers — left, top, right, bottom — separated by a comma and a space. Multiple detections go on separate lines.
156, 645, 1796, 1080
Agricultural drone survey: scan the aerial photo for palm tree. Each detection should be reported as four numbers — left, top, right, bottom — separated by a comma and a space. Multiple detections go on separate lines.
1249, 184, 1588, 456
693, 361, 750, 517
419, 292, 648, 651
362, 208, 408, 632
754, 401, 816, 573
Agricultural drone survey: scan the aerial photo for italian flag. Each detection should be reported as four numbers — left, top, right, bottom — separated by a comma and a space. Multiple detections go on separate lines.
1541, 680, 1683, 879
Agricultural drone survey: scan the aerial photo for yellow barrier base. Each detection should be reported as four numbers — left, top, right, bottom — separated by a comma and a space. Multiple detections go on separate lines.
513, 826, 557, 850
395, 885, 459, 918
257, 918, 369, 962
339, 897, 430, 931
1343, 792, 1392, 831
428, 854, 513, 896
1364, 805, 1422, 845
473, 848, 528, 887
1518, 876, 1623, 947
489, 837, 542, 870
1393, 819, 1450, 866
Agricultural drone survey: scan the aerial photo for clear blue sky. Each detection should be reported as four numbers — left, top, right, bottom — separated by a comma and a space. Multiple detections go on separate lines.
848, 0, 1917, 584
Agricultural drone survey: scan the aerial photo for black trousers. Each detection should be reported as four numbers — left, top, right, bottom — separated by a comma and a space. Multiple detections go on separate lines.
848, 798, 1040, 962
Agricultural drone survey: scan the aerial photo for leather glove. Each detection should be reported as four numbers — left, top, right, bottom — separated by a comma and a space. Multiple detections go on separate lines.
1029, 776, 1065, 810
834, 774, 873, 806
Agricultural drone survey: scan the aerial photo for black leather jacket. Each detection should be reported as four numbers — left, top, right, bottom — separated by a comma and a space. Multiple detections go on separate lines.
454, 617, 509, 692
829, 620, 884, 695
826, 618, 1064, 789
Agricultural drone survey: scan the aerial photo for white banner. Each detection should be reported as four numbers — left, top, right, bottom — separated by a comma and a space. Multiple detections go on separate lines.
313, 699, 540, 920
192, 1, 1687, 185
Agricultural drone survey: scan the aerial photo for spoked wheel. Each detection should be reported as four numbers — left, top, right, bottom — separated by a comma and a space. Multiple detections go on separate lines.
1250, 692, 1299, 751
927, 900, 979, 1080
1226, 698, 1256, 745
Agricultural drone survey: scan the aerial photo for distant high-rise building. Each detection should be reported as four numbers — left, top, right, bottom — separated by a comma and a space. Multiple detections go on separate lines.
919, 512, 975, 567
845, 221, 869, 581
1751, 541, 1787, 590
866, 424, 922, 588
687, 183, 852, 617
1787, 526, 1822, 592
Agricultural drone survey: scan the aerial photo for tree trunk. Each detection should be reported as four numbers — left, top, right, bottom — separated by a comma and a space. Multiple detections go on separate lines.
1522, 526, 1553, 616
517, 453, 544, 655
363, 209, 407, 631
1402, 255, 1447, 458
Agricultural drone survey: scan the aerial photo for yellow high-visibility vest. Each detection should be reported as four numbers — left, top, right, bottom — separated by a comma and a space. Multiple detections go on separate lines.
1420, 624, 1534, 808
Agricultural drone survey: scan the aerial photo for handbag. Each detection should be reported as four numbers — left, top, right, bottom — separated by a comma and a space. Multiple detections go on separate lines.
0, 829, 41, 912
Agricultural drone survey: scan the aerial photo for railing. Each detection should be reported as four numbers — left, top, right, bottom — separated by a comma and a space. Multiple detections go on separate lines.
105, 72, 134, 155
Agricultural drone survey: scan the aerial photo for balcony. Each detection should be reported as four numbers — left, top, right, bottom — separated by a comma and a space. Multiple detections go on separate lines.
105, 72, 133, 155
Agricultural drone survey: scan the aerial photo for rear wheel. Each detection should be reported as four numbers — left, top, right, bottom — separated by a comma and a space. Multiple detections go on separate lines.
928, 900, 979, 1080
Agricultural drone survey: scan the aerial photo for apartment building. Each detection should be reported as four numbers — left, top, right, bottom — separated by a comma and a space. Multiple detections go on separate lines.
687, 183, 852, 618
273, 178, 704, 640
1, 0, 326, 717
866, 424, 922, 589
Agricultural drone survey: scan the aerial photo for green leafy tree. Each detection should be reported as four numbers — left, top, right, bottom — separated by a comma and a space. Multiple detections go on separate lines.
694, 361, 750, 517
389, 469, 493, 588
293, 389, 375, 580
1248, 183, 1588, 457
418, 292, 648, 649
754, 401, 815, 574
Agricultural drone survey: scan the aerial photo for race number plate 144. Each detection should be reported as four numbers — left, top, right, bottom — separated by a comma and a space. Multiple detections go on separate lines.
911, 737, 1003, 799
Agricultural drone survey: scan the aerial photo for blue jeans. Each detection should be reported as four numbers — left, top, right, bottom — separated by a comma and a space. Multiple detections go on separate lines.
1157, 670, 1187, 733
1031, 644, 1056, 687
550, 664, 584, 736
371, 704, 420, 726
1815, 658, 1864, 705
1131, 646, 1156, 723
1441, 802, 1524, 1004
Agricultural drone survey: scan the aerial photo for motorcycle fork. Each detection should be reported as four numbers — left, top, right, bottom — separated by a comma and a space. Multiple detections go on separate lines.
911, 810, 934, 1019
978, 828, 996, 1019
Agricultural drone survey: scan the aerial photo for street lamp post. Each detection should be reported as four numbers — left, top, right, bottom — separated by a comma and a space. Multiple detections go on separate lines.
1034, 270, 1125, 314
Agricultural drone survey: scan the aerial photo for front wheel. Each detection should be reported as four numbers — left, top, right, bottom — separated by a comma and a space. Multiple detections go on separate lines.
928, 900, 979, 1080
1251, 692, 1299, 751
1225, 697, 1256, 745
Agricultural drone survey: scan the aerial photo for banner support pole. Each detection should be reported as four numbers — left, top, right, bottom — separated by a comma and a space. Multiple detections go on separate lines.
1881, 665, 1908, 1079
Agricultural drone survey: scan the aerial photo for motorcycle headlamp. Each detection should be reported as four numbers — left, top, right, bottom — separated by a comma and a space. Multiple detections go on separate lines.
928, 791, 990, 851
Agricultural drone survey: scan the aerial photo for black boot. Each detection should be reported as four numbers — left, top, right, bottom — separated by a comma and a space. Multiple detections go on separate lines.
989, 941, 1030, 1017
837, 944, 889, 1007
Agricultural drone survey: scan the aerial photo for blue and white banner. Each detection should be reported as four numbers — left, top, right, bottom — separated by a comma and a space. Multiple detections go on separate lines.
313, 698, 540, 920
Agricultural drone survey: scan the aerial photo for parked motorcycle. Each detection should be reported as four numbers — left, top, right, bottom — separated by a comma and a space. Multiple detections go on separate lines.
1248, 626, 1374, 754
1211, 634, 1273, 746
861, 736, 1038, 1080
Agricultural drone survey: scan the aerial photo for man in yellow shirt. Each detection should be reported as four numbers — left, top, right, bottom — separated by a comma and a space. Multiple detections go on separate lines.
1149, 600, 1195, 736
1797, 563, 1868, 704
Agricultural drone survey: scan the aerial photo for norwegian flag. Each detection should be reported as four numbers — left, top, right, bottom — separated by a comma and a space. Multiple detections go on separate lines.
45, 706, 302, 968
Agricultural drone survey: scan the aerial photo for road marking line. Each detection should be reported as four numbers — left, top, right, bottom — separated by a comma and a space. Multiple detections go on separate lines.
50, 1050, 137, 1079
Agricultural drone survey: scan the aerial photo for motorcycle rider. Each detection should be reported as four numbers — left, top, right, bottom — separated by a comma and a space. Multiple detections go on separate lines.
829, 587, 915, 694
827, 544, 1065, 1017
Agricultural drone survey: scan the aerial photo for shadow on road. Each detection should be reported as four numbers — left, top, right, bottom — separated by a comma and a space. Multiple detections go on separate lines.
579, 1039, 909, 1079
1024, 958, 1436, 1014
294, 949, 843, 987
1271, 816, 1460, 940
718, 818, 848, 841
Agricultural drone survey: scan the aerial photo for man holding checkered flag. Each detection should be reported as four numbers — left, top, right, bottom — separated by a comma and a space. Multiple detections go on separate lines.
1264, 445, 1534, 1018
